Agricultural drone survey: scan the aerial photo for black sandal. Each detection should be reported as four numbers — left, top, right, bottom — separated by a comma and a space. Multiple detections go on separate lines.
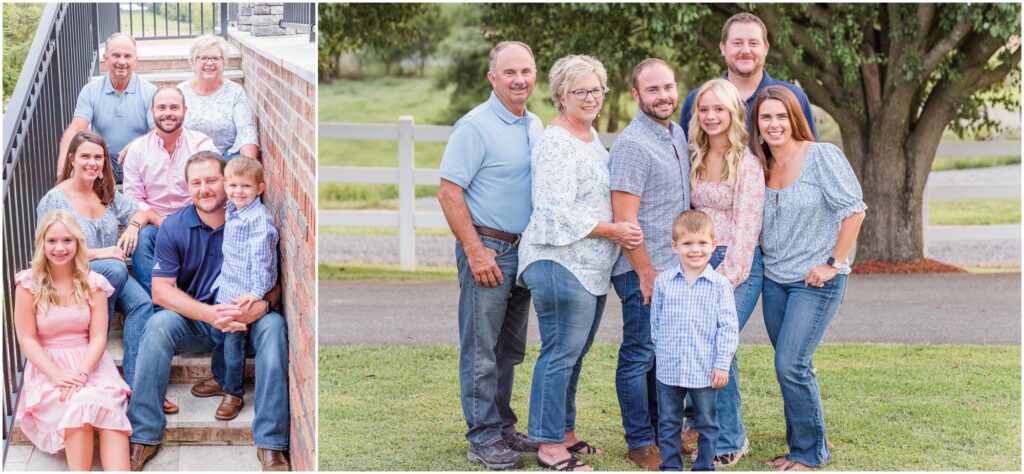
566, 440, 601, 455
538, 455, 590, 471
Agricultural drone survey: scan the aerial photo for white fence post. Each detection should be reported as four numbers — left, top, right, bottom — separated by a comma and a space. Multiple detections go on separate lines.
398, 116, 416, 270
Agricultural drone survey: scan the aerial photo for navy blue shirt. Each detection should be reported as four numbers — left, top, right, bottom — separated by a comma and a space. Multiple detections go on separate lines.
152, 204, 224, 304
680, 70, 818, 141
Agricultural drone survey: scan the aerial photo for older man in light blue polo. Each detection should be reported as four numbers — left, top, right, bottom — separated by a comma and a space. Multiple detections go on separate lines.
57, 32, 156, 182
437, 40, 543, 471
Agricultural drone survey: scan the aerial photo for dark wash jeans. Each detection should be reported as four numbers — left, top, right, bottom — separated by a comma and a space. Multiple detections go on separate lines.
761, 273, 848, 467
611, 270, 659, 449
455, 236, 530, 445
657, 382, 717, 471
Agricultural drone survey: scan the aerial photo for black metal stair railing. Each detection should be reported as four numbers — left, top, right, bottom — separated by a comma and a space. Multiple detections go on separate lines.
2, 2, 98, 462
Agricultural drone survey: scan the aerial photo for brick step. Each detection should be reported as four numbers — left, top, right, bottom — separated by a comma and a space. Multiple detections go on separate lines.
5, 443, 263, 471
92, 70, 244, 88
10, 381, 257, 447
107, 330, 256, 384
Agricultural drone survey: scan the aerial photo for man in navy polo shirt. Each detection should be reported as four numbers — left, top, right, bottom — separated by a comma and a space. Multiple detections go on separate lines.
126, 151, 291, 471
679, 12, 817, 140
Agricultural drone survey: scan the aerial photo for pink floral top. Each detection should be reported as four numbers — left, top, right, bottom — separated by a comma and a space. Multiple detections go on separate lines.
690, 150, 765, 288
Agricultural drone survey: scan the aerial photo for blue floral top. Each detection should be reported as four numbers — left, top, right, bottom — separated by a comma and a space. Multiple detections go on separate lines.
36, 188, 139, 250
518, 126, 620, 296
178, 80, 258, 156
761, 142, 867, 283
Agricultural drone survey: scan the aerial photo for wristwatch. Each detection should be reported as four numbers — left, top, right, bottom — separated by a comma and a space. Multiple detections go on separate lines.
826, 257, 842, 269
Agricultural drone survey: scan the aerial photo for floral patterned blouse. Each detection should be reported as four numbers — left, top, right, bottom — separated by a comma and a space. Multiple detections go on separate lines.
690, 150, 765, 288
518, 126, 620, 296
177, 80, 258, 156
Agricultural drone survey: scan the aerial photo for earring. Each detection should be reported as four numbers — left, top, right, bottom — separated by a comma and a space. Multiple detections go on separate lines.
758, 136, 764, 145
96, 172, 103, 181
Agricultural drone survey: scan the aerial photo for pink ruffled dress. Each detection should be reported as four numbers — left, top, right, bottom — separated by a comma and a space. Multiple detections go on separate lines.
14, 270, 132, 454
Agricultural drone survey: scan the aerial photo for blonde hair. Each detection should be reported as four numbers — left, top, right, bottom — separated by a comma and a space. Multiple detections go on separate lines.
31, 210, 94, 315
671, 210, 716, 242
548, 54, 608, 113
687, 79, 749, 189
224, 156, 266, 186
190, 34, 229, 65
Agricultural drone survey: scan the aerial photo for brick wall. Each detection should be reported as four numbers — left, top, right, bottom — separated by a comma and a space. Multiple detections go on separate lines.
227, 33, 317, 471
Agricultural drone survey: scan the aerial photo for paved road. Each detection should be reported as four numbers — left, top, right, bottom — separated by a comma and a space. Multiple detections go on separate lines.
319, 272, 1021, 346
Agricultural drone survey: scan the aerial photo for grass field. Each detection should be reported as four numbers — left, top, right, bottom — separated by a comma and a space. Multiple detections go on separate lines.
318, 343, 1021, 471
929, 198, 1021, 226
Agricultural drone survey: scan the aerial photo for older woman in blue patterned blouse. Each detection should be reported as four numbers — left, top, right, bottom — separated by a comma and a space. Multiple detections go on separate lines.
517, 54, 643, 471
177, 34, 258, 161
752, 86, 867, 471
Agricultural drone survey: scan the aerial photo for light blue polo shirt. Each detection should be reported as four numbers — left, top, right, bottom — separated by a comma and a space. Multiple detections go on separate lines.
73, 74, 156, 159
439, 91, 543, 234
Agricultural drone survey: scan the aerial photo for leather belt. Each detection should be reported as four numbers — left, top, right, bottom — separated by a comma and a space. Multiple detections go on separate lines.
475, 225, 519, 244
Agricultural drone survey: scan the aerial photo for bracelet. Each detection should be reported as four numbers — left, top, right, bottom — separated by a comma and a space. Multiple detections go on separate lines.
129, 221, 142, 229
263, 298, 273, 315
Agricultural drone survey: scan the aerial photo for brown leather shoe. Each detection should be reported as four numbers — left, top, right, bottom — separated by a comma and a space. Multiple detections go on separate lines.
129, 443, 160, 471
626, 444, 662, 471
191, 377, 224, 397
215, 394, 245, 421
256, 448, 290, 471
681, 426, 699, 455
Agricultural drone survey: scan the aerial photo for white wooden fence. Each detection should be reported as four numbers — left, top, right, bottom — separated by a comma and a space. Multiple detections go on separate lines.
322, 116, 1021, 270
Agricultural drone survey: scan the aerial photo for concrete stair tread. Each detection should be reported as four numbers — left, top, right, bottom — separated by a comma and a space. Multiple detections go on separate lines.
5, 442, 262, 471
11, 382, 257, 445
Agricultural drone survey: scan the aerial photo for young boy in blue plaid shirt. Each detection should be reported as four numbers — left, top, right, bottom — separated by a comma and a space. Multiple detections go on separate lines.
651, 210, 739, 471
209, 157, 279, 421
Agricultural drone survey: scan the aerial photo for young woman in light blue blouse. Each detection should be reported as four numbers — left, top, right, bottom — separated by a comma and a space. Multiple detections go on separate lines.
751, 86, 866, 471
177, 34, 258, 161
37, 131, 154, 392
518, 54, 642, 472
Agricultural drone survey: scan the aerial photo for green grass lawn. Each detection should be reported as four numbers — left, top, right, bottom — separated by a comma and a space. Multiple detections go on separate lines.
929, 198, 1021, 225
932, 155, 1021, 171
318, 263, 457, 281
319, 343, 1021, 471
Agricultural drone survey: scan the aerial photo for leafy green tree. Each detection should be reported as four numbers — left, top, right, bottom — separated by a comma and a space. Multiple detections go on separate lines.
3, 3, 44, 104
700, 3, 1021, 263
318, 3, 428, 81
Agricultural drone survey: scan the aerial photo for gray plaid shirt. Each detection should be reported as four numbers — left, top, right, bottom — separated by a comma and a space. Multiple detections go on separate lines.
608, 111, 691, 276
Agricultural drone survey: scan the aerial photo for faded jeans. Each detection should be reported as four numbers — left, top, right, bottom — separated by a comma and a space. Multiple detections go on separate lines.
455, 236, 530, 445
89, 258, 153, 388
611, 270, 659, 449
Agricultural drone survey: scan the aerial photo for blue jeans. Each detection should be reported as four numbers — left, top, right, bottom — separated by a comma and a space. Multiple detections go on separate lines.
688, 246, 762, 454
219, 331, 247, 397
90, 258, 154, 388
521, 261, 605, 443
127, 309, 290, 450
611, 271, 659, 449
657, 382, 717, 471
761, 274, 848, 467
110, 154, 124, 183
455, 236, 530, 445
132, 224, 159, 297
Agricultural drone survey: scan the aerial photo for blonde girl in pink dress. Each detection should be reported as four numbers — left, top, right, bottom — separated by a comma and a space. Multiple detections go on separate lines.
14, 209, 131, 470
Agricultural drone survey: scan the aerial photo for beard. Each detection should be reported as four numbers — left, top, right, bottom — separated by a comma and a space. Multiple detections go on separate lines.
156, 116, 183, 134
726, 57, 762, 79
194, 193, 227, 214
639, 98, 678, 122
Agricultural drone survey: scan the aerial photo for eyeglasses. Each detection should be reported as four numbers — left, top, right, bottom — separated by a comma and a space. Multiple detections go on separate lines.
569, 87, 607, 101
196, 56, 223, 64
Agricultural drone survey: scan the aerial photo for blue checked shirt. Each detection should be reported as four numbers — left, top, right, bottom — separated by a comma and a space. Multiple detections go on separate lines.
651, 264, 739, 388
212, 199, 279, 304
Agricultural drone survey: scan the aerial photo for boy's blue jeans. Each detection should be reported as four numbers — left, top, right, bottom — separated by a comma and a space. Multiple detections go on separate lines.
657, 381, 718, 471
219, 330, 247, 397
521, 260, 604, 443
455, 236, 530, 445
761, 273, 848, 467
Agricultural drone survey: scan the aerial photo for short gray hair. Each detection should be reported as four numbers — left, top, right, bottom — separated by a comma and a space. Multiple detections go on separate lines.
189, 34, 229, 64
487, 41, 535, 73
548, 54, 608, 113
104, 32, 137, 51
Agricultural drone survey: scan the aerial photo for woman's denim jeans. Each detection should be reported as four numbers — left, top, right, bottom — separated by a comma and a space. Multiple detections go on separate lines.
761, 273, 848, 467
521, 260, 605, 443
90, 258, 154, 388
709, 245, 762, 455
455, 236, 530, 445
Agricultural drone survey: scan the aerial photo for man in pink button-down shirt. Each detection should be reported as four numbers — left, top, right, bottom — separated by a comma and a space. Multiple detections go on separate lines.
123, 85, 218, 299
